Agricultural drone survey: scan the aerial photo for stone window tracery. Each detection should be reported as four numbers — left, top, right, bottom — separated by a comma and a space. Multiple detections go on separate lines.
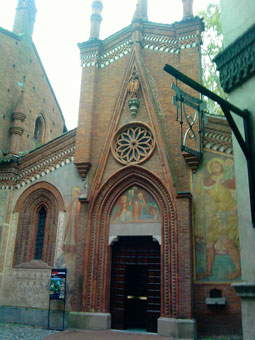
111, 123, 155, 165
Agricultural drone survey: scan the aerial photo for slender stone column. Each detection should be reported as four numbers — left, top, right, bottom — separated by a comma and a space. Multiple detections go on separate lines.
132, 0, 148, 22
75, 1, 103, 178
89, 0, 103, 40
182, 0, 194, 20
13, 0, 37, 38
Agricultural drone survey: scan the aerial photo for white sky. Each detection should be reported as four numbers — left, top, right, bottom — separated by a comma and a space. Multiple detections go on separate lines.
0, 0, 217, 129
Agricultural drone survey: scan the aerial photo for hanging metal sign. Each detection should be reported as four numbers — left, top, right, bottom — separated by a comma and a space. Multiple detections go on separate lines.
172, 82, 205, 158
164, 63, 255, 227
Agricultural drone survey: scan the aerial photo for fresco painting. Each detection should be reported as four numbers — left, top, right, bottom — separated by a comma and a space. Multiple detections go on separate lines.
0, 191, 7, 253
55, 187, 81, 310
194, 155, 241, 282
63, 187, 81, 253
111, 186, 160, 224
0, 191, 7, 225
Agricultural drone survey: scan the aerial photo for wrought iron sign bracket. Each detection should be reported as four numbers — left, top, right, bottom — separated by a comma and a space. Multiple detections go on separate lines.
164, 63, 255, 228
172, 82, 205, 172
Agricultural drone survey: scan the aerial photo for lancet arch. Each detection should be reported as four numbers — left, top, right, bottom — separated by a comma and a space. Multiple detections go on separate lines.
83, 165, 179, 318
13, 182, 65, 267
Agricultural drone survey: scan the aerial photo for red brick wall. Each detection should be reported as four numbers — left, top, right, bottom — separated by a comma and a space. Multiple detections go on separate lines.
74, 18, 241, 335
0, 30, 65, 154
194, 284, 242, 336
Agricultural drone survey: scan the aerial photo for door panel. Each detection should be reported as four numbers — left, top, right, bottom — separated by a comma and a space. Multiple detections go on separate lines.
110, 236, 160, 332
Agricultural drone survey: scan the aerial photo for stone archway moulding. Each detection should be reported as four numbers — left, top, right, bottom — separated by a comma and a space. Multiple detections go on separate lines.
14, 181, 65, 212
13, 181, 65, 267
82, 165, 179, 318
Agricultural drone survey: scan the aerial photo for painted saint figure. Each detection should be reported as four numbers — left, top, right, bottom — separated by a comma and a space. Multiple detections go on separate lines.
133, 191, 159, 221
111, 187, 160, 224
203, 158, 241, 281
63, 187, 81, 253
111, 194, 132, 223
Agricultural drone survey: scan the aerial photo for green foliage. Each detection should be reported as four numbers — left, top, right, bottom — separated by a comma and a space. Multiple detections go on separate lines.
198, 2, 227, 114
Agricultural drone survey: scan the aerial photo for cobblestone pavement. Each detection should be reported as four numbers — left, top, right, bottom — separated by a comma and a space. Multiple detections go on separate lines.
0, 323, 58, 340
44, 329, 170, 340
0, 324, 187, 340
0, 323, 242, 340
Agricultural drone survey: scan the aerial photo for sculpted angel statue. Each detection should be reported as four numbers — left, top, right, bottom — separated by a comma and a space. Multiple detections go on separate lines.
128, 71, 140, 98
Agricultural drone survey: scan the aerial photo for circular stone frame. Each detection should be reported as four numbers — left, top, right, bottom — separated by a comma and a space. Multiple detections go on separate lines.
111, 122, 155, 165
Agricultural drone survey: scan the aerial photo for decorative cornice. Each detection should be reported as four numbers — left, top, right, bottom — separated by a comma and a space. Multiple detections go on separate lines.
80, 38, 132, 68
203, 115, 233, 155
12, 112, 26, 121
144, 32, 200, 54
80, 18, 202, 70
80, 31, 200, 69
214, 24, 255, 93
182, 152, 201, 173
0, 27, 21, 40
0, 130, 76, 190
75, 162, 91, 179
98, 40, 132, 68
9, 126, 24, 136
0, 154, 19, 164
203, 127, 233, 155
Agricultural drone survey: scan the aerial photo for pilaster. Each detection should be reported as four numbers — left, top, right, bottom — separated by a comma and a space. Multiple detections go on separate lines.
176, 192, 193, 318
74, 40, 102, 178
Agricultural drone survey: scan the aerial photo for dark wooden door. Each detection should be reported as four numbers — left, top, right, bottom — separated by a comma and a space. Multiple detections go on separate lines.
125, 265, 148, 329
110, 236, 160, 332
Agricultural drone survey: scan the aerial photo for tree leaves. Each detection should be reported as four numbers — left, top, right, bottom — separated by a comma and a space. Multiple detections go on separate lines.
198, 2, 227, 114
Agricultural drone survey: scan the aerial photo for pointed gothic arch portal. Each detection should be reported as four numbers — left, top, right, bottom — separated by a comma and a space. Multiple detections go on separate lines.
82, 166, 179, 331
110, 186, 161, 332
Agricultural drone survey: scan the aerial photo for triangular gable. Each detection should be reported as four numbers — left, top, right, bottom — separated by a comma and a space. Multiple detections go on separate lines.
88, 46, 176, 200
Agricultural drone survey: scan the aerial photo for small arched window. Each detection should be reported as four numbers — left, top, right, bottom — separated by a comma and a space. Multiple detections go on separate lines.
34, 116, 45, 143
13, 183, 65, 267
34, 206, 47, 260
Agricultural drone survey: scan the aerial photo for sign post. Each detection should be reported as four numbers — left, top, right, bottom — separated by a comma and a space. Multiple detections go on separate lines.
48, 268, 67, 331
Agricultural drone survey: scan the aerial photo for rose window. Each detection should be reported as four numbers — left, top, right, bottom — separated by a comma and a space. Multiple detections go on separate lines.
112, 124, 155, 164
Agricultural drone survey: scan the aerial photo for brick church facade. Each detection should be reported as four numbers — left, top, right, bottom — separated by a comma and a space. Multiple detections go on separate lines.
0, 0, 242, 337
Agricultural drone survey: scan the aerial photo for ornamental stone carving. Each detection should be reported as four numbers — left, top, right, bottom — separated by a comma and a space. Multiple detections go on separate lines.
9, 126, 24, 136
111, 123, 155, 165
214, 24, 255, 93
12, 112, 26, 121
127, 71, 140, 118
127, 71, 140, 98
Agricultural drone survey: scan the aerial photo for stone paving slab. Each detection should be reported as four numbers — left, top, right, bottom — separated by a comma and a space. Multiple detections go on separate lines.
44, 329, 191, 340
0, 323, 58, 340
0, 323, 242, 340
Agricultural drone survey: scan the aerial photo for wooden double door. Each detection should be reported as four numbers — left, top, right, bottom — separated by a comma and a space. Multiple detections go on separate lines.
110, 236, 160, 333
